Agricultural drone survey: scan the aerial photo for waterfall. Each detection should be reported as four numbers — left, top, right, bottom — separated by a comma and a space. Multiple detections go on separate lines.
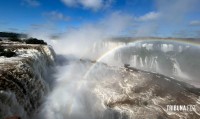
171, 58, 189, 79
132, 55, 137, 67
0, 44, 55, 119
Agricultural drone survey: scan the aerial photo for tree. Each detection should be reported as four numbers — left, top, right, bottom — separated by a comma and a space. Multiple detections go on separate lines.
8, 36, 21, 42
24, 38, 47, 45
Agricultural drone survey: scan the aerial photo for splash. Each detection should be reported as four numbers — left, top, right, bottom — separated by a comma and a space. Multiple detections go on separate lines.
34, 12, 134, 119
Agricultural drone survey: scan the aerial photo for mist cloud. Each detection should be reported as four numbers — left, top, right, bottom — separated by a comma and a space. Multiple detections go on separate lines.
31, 13, 132, 117
28, 11, 133, 59
29, 1, 200, 119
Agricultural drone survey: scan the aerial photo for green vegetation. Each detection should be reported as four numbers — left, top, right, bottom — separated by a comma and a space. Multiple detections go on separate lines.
0, 32, 27, 38
0, 31, 47, 45
0, 32, 25, 42
24, 38, 47, 45
8, 36, 22, 42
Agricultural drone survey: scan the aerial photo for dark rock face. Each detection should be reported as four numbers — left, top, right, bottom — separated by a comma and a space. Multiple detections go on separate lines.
0, 41, 55, 119
0, 47, 16, 57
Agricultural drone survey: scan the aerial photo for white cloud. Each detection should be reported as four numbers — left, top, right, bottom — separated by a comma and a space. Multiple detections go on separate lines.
45, 11, 71, 21
22, 0, 40, 7
190, 20, 200, 26
137, 12, 160, 22
28, 11, 134, 58
61, 0, 113, 10
132, 11, 160, 36
98, 11, 134, 36
134, 0, 200, 37
155, 0, 200, 23
79, 0, 102, 9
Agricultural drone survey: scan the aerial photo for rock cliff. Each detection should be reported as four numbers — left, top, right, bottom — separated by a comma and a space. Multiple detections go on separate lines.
0, 41, 55, 119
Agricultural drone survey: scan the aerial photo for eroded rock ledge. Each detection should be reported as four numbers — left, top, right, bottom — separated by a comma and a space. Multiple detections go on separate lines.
0, 41, 55, 119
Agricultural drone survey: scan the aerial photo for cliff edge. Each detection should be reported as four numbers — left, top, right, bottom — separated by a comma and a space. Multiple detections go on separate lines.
0, 40, 55, 119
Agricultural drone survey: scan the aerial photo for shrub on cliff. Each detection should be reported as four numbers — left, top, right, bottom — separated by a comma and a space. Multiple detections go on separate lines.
24, 38, 47, 45
0, 38, 2, 41
0, 32, 27, 38
8, 36, 22, 42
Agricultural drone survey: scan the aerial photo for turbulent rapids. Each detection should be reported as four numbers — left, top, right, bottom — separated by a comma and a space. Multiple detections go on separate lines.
1, 38, 200, 119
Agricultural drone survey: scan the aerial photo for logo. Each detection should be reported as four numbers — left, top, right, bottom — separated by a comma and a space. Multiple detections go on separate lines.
167, 105, 195, 112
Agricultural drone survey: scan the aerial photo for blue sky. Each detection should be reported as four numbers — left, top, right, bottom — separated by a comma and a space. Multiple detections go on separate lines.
0, 0, 200, 37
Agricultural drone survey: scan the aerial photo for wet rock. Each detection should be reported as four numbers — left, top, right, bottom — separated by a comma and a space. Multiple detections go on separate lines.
0, 41, 55, 119
0, 48, 16, 57
92, 65, 200, 119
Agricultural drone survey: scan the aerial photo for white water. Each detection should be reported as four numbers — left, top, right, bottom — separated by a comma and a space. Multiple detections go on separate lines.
32, 40, 199, 119
26, 12, 200, 118
0, 45, 55, 119
108, 42, 194, 81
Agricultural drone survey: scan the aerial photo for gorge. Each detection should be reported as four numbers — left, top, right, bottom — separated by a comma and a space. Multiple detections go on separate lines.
1, 38, 200, 119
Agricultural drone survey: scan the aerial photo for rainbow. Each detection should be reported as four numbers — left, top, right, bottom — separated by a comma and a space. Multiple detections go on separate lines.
83, 44, 126, 78
84, 38, 200, 78
66, 38, 200, 116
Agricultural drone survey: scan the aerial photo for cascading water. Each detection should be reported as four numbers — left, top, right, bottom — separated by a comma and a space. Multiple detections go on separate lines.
110, 40, 200, 84
0, 43, 55, 119
34, 39, 200, 119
